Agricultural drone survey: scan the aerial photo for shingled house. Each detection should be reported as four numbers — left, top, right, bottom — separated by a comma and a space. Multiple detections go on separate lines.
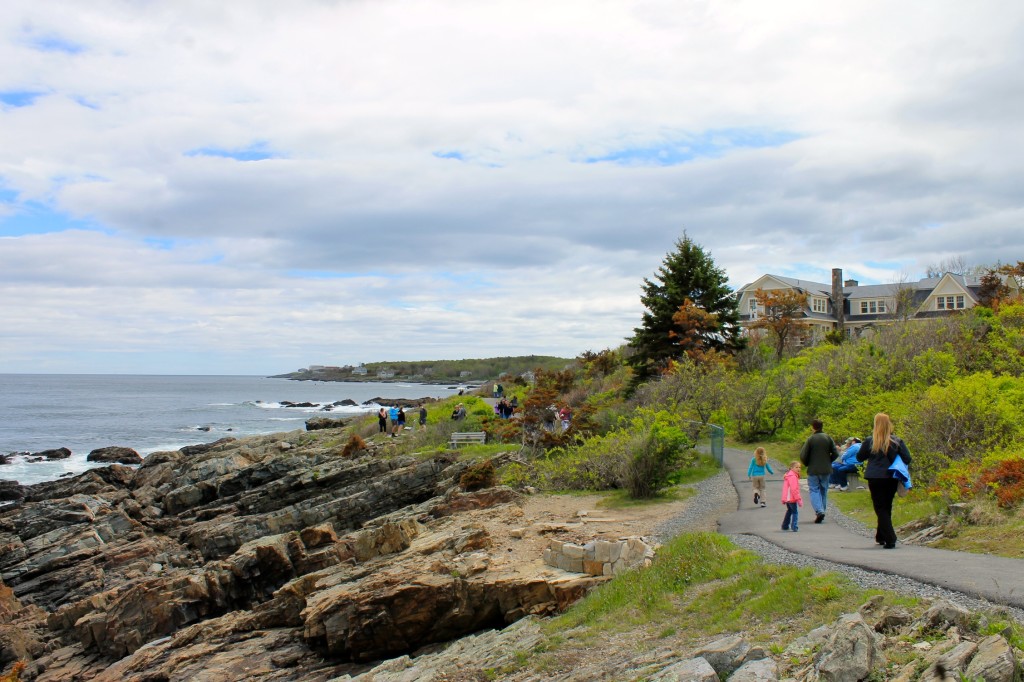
735, 269, 1020, 342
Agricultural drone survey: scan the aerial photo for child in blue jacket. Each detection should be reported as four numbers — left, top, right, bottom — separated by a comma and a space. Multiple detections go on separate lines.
747, 447, 774, 507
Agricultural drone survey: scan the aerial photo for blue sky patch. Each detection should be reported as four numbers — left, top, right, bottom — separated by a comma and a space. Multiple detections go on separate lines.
27, 34, 85, 54
583, 128, 802, 166
0, 201, 106, 237
186, 142, 279, 162
0, 91, 45, 107
433, 150, 465, 161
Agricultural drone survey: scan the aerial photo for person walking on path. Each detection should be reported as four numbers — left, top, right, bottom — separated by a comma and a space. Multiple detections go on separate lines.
800, 419, 839, 524
396, 407, 406, 434
377, 407, 388, 434
746, 447, 774, 507
781, 461, 803, 532
418, 405, 428, 431
857, 413, 912, 549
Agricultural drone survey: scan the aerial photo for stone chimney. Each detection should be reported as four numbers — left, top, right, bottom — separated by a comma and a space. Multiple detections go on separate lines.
832, 269, 845, 335
844, 279, 859, 287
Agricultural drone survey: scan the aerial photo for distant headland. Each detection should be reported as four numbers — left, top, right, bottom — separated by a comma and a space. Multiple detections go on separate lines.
270, 355, 573, 383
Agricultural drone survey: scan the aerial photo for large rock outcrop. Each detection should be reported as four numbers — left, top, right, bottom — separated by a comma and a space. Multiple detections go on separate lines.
0, 432, 607, 681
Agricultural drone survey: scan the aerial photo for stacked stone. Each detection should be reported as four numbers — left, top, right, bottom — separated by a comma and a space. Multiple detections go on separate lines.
543, 537, 655, 576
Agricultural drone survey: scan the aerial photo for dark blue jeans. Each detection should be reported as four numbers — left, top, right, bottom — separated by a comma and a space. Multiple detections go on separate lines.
830, 463, 859, 487
782, 502, 799, 531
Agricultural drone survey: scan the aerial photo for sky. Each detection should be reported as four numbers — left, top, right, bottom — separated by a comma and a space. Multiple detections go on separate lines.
2, 1, 1023, 375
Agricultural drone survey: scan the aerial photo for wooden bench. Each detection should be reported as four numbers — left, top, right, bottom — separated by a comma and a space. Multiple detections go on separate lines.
449, 432, 486, 448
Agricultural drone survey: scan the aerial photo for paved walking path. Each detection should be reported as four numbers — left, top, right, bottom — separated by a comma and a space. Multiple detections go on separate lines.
716, 447, 1024, 609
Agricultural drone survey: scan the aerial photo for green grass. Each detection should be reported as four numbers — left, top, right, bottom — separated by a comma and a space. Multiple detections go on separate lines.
670, 454, 721, 485
546, 532, 884, 637
934, 512, 1024, 559
828, 486, 943, 528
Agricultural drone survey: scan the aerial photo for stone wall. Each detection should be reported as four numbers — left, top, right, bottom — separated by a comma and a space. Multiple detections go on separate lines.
542, 537, 655, 576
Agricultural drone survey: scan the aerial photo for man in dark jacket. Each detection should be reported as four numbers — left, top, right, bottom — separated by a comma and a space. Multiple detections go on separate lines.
800, 419, 839, 524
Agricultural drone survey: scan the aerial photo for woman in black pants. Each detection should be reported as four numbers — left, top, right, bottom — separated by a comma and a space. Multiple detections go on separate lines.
857, 412, 912, 549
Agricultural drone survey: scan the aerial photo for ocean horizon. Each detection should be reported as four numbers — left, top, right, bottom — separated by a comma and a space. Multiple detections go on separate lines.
0, 374, 466, 486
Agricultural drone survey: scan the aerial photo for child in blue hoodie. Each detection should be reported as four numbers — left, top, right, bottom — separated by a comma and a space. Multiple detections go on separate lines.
747, 447, 774, 507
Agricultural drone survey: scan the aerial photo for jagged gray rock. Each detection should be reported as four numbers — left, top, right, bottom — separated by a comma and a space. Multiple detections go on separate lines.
650, 656, 719, 681
814, 613, 886, 682
727, 657, 779, 681
964, 634, 1016, 682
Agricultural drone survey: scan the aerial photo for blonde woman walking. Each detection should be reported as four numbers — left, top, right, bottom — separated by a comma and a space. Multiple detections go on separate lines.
857, 413, 912, 549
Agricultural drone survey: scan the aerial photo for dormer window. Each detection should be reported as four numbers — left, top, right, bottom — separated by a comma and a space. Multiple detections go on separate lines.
859, 300, 887, 314
812, 297, 826, 313
937, 295, 965, 310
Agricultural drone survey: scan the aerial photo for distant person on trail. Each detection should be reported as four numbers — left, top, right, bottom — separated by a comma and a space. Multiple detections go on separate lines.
857, 413, 913, 550
781, 461, 803, 532
747, 447, 774, 507
558, 405, 571, 431
377, 407, 387, 434
389, 406, 400, 437
396, 407, 406, 433
830, 438, 862, 491
419, 405, 427, 430
800, 419, 839, 524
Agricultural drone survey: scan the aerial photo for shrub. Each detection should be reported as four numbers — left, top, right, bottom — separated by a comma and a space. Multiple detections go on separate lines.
341, 434, 367, 458
459, 460, 497, 492
533, 408, 693, 498
977, 457, 1024, 508
0, 662, 26, 682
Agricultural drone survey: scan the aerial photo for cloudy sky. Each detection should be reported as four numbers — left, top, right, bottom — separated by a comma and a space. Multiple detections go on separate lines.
2, 1, 1022, 375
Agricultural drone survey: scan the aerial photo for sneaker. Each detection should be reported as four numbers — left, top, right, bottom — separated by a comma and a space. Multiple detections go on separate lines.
754, 492, 760, 505
760, 502, 767, 507
839, 485, 849, 492
781, 525, 789, 531
792, 527, 799, 532
814, 512, 825, 524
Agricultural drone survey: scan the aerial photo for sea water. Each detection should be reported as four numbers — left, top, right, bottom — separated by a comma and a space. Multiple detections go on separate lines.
0, 374, 464, 485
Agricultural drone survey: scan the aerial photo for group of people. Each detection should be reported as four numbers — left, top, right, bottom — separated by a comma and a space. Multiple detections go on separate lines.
377, 405, 428, 437
748, 413, 912, 549
493, 397, 516, 419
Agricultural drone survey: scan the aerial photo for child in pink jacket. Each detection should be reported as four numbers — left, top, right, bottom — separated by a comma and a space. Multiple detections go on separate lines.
781, 460, 803, 532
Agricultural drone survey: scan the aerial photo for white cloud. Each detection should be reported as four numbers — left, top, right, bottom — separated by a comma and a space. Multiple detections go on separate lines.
1, 0, 1023, 372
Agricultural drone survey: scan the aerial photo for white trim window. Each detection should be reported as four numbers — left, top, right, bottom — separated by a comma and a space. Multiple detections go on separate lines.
859, 300, 887, 314
937, 295, 965, 310
812, 297, 827, 313
748, 297, 758, 319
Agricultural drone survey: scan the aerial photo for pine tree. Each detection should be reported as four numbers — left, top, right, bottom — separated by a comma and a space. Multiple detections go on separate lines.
629, 235, 741, 382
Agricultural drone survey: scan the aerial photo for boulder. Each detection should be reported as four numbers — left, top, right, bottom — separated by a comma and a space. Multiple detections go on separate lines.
815, 613, 886, 682
305, 416, 350, 431
652, 656, 719, 681
964, 634, 1016, 682
87, 447, 143, 465
33, 447, 72, 460
179, 437, 237, 457
728, 657, 780, 681
694, 635, 750, 677
0, 480, 26, 502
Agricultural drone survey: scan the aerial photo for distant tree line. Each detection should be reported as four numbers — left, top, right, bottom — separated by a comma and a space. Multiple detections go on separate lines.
275, 355, 573, 383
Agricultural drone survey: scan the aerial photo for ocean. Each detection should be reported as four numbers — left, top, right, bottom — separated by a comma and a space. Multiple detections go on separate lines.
0, 374, 465, 486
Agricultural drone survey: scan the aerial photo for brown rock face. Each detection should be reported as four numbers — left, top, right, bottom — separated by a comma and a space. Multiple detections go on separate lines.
0, 432, 600, 681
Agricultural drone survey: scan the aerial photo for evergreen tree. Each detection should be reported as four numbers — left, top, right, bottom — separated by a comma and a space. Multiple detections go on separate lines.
629, 235, 741, 382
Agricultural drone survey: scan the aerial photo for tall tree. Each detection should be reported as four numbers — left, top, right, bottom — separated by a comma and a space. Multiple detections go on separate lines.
750, 288, 809, 360
629, 235, 741, 382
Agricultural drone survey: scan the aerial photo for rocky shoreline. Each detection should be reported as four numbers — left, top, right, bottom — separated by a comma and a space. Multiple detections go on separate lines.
3, 428, 1024, 681
0, 429, 604, 680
